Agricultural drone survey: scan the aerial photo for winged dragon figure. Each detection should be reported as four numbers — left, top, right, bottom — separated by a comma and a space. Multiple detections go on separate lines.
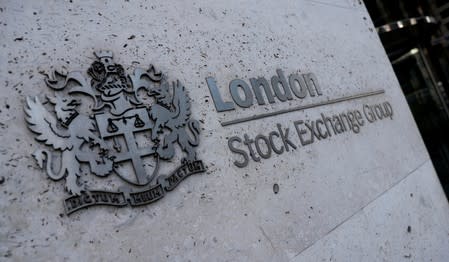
148, 79, 200, 161
24, 95, 114, 195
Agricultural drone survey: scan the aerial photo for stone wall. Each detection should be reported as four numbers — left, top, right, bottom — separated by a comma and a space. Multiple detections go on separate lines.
1, 0, 448, 261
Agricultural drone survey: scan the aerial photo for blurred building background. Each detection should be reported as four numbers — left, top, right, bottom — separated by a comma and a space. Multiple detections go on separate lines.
365, 0, 449, 198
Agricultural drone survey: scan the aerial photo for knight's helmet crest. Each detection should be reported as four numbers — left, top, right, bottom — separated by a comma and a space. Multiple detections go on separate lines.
88, 50, 128, 95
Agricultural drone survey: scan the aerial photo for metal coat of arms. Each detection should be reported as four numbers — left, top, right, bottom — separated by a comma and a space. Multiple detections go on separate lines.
24, 51, 206, 215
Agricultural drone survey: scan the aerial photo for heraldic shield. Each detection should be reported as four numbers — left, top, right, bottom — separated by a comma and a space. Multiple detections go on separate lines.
24, 50, 206, 215
94, 108, 159, 186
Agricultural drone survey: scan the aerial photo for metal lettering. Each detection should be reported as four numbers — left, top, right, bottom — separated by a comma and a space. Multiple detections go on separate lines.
206, 77, 235, 112
316, 119, 328, 139
254, 134, 272, 159
289, 73, 308, 99
271, 69, 293, 101
226, 101, 394, 167
228, 136, 249, 168
303, 73, 322, 96
269, 131, 284, 154
305, 121, 322, 141
294, 120, 312, 146
229, 79, 254, 108
276, 123, 297, 151
243, 134, 260, 162
250, 77, 275, 105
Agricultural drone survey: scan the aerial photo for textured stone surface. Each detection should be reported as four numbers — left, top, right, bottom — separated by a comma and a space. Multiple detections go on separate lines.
0, 0, 448, 261
294, 161, 449, 262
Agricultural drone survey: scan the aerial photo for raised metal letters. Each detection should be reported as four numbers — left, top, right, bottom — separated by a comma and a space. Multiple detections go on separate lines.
227, 101, 393, 168
24, 50, 206, 215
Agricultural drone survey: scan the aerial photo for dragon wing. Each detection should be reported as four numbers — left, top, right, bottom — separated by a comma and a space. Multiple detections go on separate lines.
24, 96, 73, 151
171, 80, 192, 128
